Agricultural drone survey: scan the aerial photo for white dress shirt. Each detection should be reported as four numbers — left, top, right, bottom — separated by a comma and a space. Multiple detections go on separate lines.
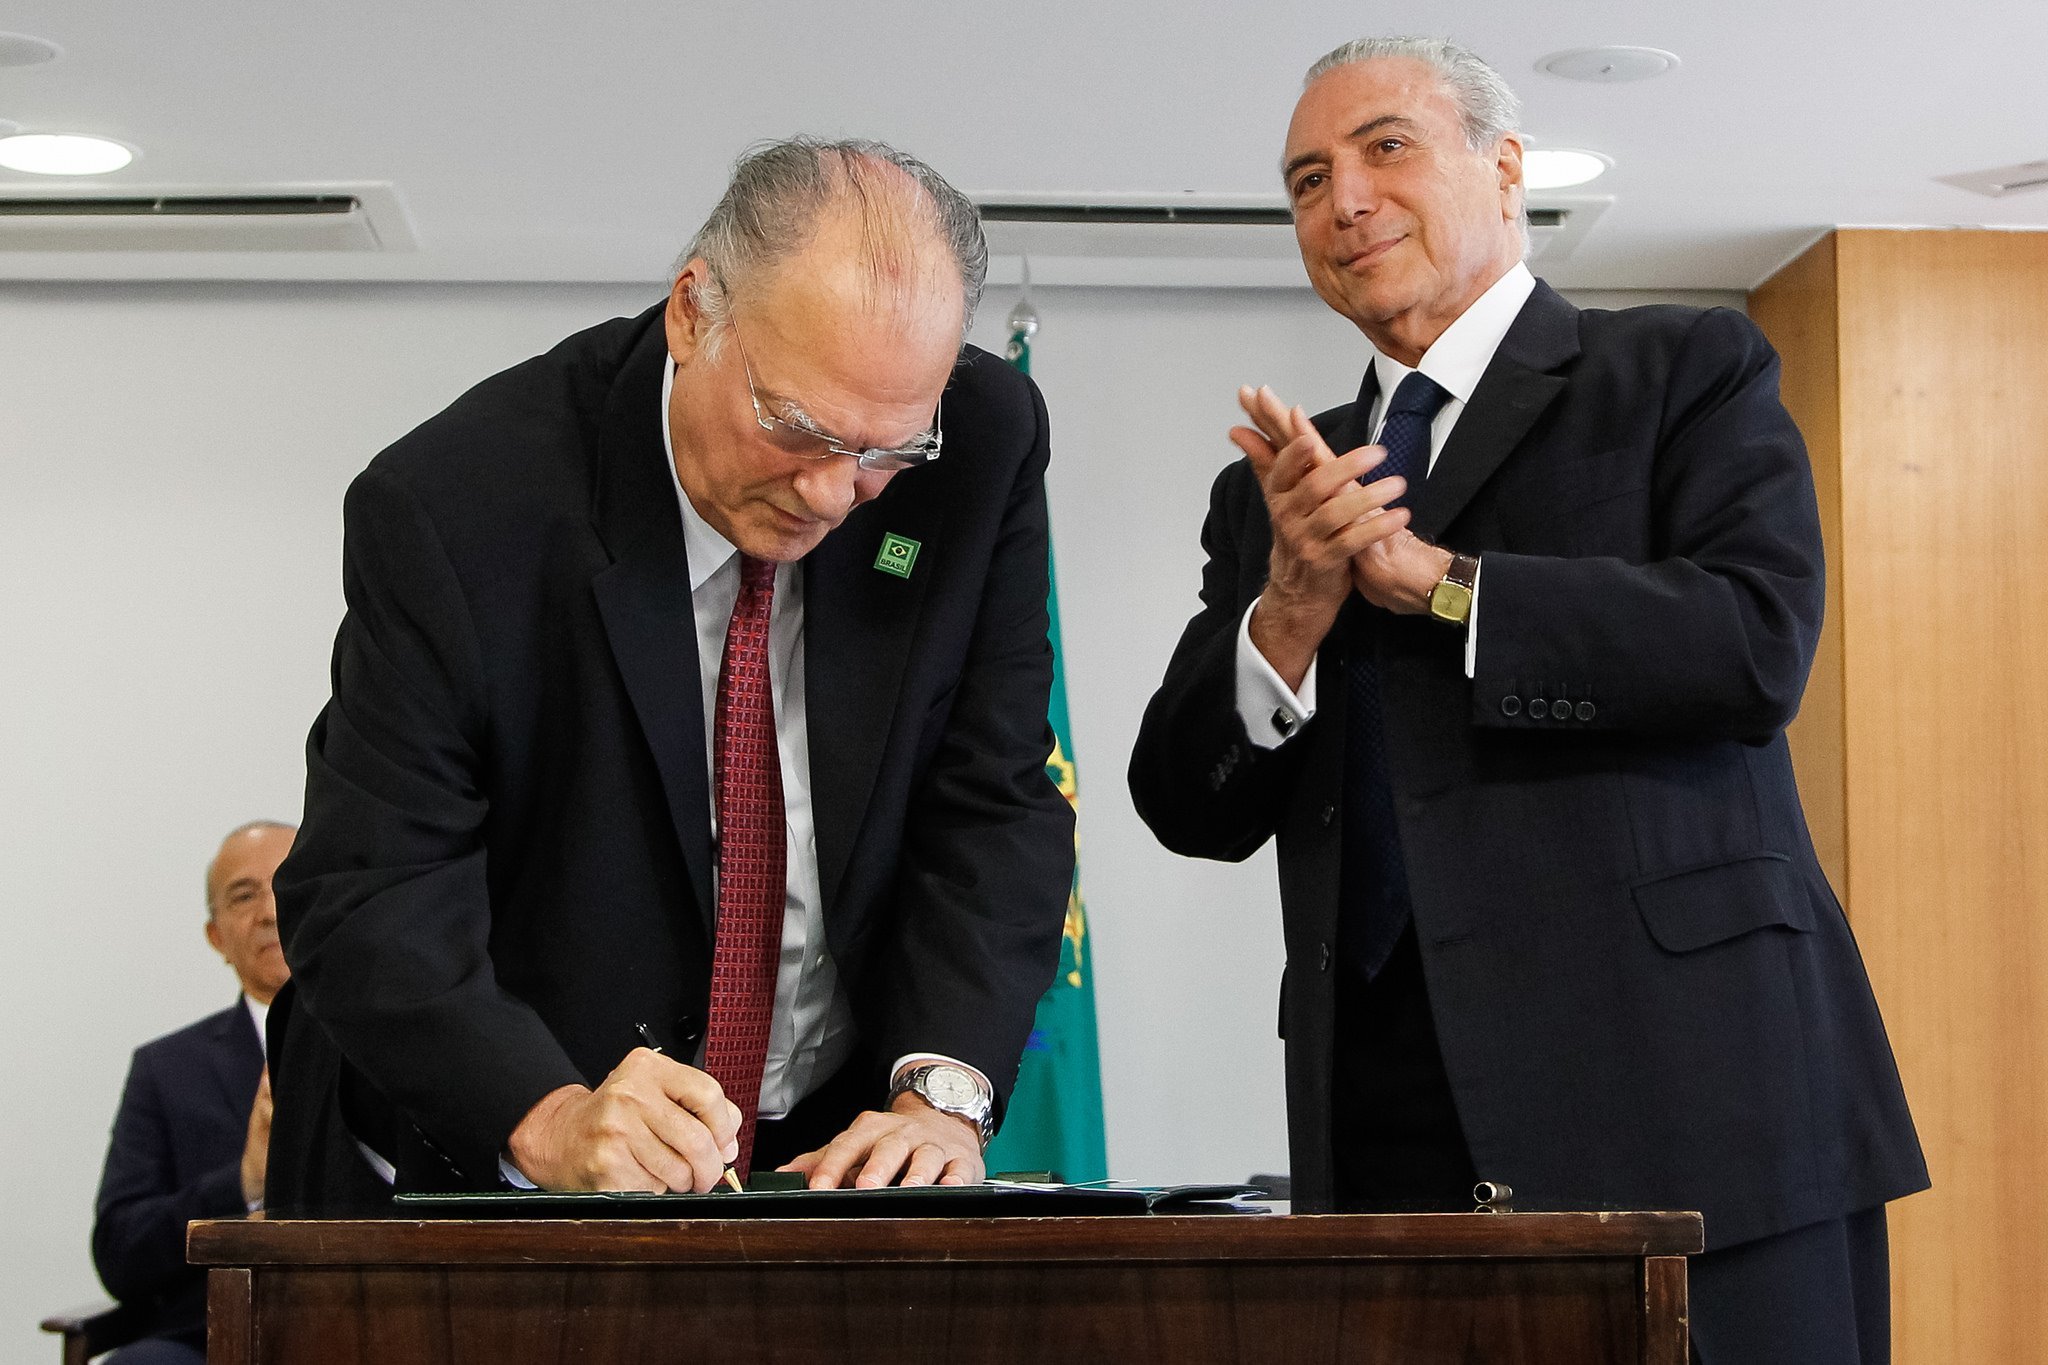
662, 359, 858, 1120
242, 994, 270, 1209
660, 359, 983, 1113
1236, 262, 1537, 747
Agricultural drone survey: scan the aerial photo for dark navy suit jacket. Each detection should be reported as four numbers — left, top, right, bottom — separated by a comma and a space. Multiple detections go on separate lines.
267, 305, 1074, 1206
93, 999, 262, 1346
1130, 283, 1928, 1247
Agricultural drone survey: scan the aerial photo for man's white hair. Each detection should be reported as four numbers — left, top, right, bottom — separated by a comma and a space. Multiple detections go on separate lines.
673, 136, 987, 361
1306, 36, 1522, 151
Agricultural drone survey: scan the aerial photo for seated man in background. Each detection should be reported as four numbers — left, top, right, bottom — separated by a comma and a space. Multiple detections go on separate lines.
90, 820, 294, 1365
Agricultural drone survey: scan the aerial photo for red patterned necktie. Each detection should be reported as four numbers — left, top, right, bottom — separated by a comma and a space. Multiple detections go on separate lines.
701, 553, 785, 1178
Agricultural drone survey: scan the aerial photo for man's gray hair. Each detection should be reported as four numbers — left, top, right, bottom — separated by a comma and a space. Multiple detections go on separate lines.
1304, 37, 1529, 256
205, 818, 296, 919
674, 136, 988, 356
1306, 36, 1522, 152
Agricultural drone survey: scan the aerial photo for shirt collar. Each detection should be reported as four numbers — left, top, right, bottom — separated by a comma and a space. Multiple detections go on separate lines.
662, 355, 739, 592
1370, 260, 1537, 407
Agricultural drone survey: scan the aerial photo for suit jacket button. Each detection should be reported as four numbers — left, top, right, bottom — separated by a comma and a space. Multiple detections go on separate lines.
1318, 942, 1332, 972
1575, 701, 1596, 721
1320, 803, 1337, 826
1500, 695, 1522, 717
1550, 699, 1573, 720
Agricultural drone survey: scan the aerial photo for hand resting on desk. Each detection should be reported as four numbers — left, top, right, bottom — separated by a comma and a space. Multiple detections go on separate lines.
779, 1090, 985, 1190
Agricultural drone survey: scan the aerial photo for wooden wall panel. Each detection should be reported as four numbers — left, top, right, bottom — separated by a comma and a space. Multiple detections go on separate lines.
1756, 228, 2048, 1363
1749, 234, 1847, 898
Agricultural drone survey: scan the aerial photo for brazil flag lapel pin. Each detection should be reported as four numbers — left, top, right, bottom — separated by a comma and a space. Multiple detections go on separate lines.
874, 532, 921, 579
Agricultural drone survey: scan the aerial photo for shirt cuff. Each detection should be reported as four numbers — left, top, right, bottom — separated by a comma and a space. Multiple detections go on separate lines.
890, 1053, 992, 1101
1463, 559, 1483, 680
1235, 598, 1317, 749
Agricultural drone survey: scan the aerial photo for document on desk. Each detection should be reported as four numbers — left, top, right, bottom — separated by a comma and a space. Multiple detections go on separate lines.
393, 1181, 1270, 1218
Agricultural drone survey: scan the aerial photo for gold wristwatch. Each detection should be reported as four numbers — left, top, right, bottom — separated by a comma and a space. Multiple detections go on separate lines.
1427, 552, 1480, 625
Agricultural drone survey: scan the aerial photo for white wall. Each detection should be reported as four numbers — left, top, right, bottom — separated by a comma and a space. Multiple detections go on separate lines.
0, 278, 1738, 1354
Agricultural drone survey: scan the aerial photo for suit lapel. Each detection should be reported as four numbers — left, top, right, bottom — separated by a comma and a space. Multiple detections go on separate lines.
1335, 365, 1381, 455
1409, 281, 1579, 541
589, 318, 718, 930
803, 492, 936, 916
207, 1000, 265, 1114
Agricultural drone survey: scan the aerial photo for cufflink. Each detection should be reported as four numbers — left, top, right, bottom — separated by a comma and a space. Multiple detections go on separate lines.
1272, 708, 1298, 739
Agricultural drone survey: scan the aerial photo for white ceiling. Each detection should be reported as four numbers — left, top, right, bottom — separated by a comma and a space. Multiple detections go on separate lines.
1, 0, 2043, 290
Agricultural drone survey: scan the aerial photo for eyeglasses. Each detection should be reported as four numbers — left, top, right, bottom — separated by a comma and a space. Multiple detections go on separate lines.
728, 318, 943, 471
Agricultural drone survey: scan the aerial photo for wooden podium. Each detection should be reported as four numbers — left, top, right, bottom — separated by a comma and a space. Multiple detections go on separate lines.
190, 1210, 1701, 1363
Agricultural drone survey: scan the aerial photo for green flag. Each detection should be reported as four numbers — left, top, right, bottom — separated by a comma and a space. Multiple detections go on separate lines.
984, 289, 1109, 1183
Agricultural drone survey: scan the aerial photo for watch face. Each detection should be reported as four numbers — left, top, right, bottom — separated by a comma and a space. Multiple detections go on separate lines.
924, 1066, 979, 1108
1430, 581, 1474, 623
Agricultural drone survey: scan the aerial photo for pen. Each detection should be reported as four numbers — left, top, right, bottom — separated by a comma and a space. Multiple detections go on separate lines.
636, 1022, 744, 1194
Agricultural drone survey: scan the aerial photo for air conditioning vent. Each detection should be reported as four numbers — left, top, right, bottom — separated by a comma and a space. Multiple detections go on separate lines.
0, 183, 415, 252
1937, 160, 2048, 198
1525, 197, 1610, 263
981, 202, 1293, 227
975, 194, 1298, 285
0, 194, 360, 217
969, 193, 1609, 285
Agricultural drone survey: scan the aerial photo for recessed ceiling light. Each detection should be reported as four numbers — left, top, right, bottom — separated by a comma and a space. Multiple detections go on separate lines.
0, 133, 136, 175
1537, 47, 1679, 83
0, 32, 62, 67
1524, 148, 1612, 190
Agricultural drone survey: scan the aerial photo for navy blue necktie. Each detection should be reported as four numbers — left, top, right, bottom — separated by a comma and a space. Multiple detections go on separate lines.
1340, 370, 1451, 981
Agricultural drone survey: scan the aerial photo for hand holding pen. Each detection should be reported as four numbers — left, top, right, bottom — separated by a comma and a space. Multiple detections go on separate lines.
501, 1022, 745, 1194
638, 1023, 745, 1193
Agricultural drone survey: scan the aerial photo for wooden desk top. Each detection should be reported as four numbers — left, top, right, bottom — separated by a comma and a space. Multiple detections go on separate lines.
190, 1210, 1703, 1267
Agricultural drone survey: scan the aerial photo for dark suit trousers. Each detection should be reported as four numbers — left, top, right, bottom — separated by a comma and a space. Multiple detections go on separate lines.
1690, 1206, 1891, 1365
1329, 925, 1478, 1208
1331, 930, 1893, 1363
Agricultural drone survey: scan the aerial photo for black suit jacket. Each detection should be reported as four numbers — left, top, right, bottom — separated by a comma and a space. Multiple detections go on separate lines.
269, 305, 1074, 1205
1129, 283, 1927, 1248
93, 999, 263, 1345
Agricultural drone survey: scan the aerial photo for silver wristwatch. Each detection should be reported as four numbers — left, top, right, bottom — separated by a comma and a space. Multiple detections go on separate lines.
889, 1063, 994, 1149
